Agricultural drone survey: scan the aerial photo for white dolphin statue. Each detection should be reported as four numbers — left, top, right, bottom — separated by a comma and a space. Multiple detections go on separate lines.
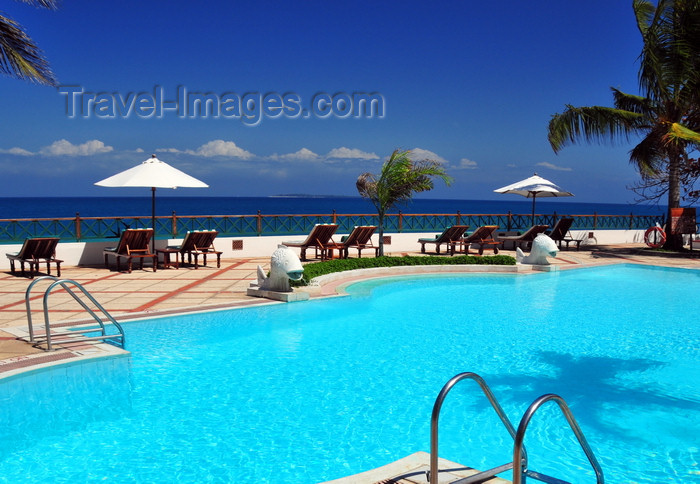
256, 244, 304, 292
516, 234, 558, 265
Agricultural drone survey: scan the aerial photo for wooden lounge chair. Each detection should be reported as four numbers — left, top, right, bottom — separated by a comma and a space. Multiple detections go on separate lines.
6, 237, 62, 278
103, 228, 157, 273
459, 225, 502, 255
418, 225, 469, 255
546, 218, 581, 250
498, 224, 549, 250
163, 230, 222, 269
333, 225, 378, 258
282, 224, 338, 261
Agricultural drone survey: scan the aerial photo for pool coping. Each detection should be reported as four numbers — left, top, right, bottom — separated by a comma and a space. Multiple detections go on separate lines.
320, 451, 510, 484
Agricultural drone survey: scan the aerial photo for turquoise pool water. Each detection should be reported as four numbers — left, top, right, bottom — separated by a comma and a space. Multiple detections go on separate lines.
0, 264, 698, 483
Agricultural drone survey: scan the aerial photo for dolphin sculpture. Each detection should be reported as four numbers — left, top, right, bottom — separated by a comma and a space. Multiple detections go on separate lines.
516, 234, 558, 265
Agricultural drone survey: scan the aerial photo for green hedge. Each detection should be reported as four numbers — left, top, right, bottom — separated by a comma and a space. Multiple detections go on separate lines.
292, 254, 516, 286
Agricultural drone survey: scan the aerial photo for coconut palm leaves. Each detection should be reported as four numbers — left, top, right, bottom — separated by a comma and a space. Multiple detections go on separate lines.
0, 0, 58, 85
548, 0, 700, 249
357, 149, 452, 256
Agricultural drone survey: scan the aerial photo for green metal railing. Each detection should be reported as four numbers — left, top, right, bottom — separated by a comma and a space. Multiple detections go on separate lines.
0, 210, 667, 244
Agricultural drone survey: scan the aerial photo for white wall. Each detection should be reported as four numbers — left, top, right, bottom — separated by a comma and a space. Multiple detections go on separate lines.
0, 229, 651, 270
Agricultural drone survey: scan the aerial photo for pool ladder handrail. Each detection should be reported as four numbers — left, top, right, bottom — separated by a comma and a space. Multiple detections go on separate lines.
428, 372, 604, 484
25, 276, 125, 351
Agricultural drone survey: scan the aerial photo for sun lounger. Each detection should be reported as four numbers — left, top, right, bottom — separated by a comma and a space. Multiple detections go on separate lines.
103, 228, 157, 273
546, 218, 581, 250
498, 225, 549, 250
163, 230, 222, 269
282, 224, 338, 261
332, 225, 378, 258
459, 225, 502, 255
418, 225, 469, 255
6, 237, 62, 278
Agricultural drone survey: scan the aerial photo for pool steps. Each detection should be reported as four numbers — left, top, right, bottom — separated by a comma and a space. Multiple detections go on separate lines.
24, 276, 125, 351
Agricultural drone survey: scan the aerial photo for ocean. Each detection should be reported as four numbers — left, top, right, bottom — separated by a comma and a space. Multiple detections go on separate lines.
0, 196, 670, 220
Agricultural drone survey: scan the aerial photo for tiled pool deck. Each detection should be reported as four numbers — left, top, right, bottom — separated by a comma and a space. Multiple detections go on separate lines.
0, 244, 698, 483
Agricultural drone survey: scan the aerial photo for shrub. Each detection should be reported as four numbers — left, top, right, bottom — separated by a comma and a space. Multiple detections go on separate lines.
292, 254, 516, 286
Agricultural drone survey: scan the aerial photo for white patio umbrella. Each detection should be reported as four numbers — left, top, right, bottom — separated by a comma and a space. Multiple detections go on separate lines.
95, 154, 209, 250
494, 173, 573, 224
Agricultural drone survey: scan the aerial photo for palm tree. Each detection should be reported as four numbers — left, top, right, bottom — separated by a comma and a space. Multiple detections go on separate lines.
356, 149, 452, 256
548, 0, 700, 249
0, 0, 58, 85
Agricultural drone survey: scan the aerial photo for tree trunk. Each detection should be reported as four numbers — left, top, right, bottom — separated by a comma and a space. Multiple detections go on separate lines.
377, 213, 385, 257
664, 152, 683, 250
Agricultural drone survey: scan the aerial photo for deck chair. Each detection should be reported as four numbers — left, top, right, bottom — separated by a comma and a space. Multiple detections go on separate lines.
334, 225, 378, 258
498, 225, 549, 250
546, 218, 581, 250
103, 228, 157, 273
282, 224, 338, 261
418, 225, 469, 255
6, 237, 62, 278
459, 225, 502, 255
166, 230, 222, 269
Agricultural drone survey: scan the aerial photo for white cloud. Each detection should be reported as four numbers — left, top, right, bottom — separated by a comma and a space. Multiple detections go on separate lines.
160, 140, 255, 159
0, 147, 33, 156
408, 147, 448, 164
326, 147, 379, 160
39, 139, 114, 156
457, 157, 478, 169
536, 161, 572, 172
270, 148, 320, 161
192, 140, 254, 159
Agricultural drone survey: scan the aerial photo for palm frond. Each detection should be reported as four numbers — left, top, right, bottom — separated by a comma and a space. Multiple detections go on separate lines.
668, 122, 700, 145
629, 129, 667, 178
357, 149, 451, 214
0, 14, 55, 85
633, 0, 656, 37
14, 0, 60, 9
635, 0, 700, 104
611, 88, 654, 114
548, 105, 643, 153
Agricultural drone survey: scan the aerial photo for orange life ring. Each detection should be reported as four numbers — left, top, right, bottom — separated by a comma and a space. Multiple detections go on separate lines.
644, 226, 666, 248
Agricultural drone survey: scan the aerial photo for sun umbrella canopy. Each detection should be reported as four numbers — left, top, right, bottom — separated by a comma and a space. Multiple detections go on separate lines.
95, 154, 209, 189
494, 173, 573, 224
494, 174, 573, 198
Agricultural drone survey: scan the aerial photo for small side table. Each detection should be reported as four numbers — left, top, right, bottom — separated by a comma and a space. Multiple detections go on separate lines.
157, 248, 181, 269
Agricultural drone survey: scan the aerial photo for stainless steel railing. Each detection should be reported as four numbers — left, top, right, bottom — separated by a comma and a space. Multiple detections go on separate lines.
25, 276, 125, 351
429, 372, 604, 484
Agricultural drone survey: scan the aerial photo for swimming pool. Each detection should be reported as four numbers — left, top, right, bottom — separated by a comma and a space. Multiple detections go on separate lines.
0, 264, 697, 483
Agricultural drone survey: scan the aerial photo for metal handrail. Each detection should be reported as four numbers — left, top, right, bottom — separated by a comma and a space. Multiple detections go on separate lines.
25, 276, 57, 343
429, 372, 522, 484
429, 374, 603, 484
25, 276, 125, 351
512, 394, 604, 484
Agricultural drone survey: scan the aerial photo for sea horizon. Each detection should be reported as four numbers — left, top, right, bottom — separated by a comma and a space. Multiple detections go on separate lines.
0, 195, 674, 220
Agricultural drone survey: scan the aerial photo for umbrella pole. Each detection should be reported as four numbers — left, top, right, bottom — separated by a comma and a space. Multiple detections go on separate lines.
531, 193, 536, 225
151, 187, 156, 254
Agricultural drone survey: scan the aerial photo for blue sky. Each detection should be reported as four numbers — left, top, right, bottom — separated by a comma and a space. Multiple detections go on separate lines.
0, 1, 649, 203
